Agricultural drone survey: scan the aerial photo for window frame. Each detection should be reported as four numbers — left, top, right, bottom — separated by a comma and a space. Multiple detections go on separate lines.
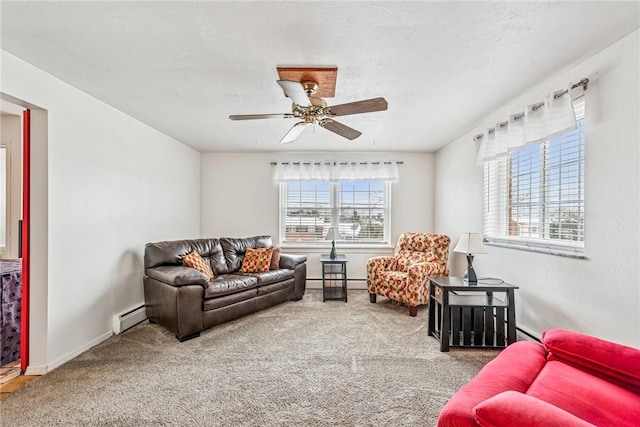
278, 180, 392, 248
483, 97, 585, 258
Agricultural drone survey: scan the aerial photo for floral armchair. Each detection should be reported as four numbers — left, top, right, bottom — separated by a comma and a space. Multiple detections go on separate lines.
366, 232, 450, 316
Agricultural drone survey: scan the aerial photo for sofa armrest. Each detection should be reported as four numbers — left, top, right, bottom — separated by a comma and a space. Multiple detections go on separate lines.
145, 266, 210, 288
473, 391, 596, 427
437, 341, 548, 427
542, 328, 640, 392
279, 253, 307, 270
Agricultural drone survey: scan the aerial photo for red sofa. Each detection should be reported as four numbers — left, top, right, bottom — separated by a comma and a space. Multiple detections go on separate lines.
438, 329, 640, 426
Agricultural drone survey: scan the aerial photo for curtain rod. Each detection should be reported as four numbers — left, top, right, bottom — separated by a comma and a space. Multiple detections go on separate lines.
556, 78, 589, 98
271, 161, 404, 166
474, 78, 589, 141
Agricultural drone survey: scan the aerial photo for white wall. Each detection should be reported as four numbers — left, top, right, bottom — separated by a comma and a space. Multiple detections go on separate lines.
1, 50, 201, 372
434, 31, 640, 347
201, 151, 436, 286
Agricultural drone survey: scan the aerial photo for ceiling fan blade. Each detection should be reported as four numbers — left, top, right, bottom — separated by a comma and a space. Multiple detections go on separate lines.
277, 80, 311, 107
229, 113, 293, 120
280, 122, 308, 144
328, 97, 388, 116
319, 119, 362, 140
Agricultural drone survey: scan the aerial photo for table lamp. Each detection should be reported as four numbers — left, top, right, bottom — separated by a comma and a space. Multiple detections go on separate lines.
325, 227, 338, 259
453, 232, 487, 284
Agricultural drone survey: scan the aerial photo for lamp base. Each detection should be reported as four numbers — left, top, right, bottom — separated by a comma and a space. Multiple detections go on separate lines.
465, 254, 477, 285
329, 241, 337, 259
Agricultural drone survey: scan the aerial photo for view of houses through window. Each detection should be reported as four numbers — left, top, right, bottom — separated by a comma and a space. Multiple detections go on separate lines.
280, 180, 389, 244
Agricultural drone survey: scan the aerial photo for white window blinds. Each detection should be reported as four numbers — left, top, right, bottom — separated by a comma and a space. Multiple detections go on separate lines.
279, 181, 390, 244
483, 97, 585, 255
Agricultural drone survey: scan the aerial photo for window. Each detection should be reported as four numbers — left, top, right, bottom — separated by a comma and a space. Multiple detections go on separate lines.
280, 180, 390, 245
483, 98, 585, 255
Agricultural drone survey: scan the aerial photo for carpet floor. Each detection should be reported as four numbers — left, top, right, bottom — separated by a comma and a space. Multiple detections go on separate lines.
0, 290, 499, 426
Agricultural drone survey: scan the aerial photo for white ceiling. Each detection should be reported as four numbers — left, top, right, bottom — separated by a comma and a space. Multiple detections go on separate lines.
1, 1, 638, 153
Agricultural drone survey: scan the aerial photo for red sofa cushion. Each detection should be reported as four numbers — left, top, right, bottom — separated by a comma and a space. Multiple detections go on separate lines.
473, 391, 596, 427
542, 328, 640, 393
527, 360, 640, 426
437, 341, 547, 427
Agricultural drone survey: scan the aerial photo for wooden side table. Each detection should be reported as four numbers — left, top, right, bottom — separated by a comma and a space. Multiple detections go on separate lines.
428, 276, 518, 352
320, 255, 348, 302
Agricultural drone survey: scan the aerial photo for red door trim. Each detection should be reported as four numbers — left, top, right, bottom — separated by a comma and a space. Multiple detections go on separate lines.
20, 109, 30, 372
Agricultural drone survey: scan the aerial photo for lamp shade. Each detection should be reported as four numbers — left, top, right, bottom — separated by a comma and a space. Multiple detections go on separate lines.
453, 232, 487, 254
325, 227, 338, 241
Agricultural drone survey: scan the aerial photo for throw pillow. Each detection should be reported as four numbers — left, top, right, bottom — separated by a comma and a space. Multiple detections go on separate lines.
270, 246, 282, 270
182, 250, 214, 279
240, 247, 274, 273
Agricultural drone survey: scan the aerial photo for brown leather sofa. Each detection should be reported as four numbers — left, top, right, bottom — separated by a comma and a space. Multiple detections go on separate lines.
143, 236, 307, 341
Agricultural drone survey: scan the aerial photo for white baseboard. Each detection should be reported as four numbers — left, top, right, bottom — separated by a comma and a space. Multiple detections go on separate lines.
24, 365, 47, 376
42, 331, 113, 374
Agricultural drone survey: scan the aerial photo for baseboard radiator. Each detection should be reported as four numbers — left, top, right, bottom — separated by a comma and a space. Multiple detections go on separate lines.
112, 304, 147, 334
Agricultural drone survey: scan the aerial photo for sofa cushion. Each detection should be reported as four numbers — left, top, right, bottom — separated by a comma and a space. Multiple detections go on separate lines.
542, 328, 640, 392
221, 236, 273, 272
145, 238, 227, 273
238, 269, 295, 286
473, 391, 596, 427
240, 247, 274, 273
527, 360, 640, 426
270, 246, 282, 270
203, 288, 258, 311
204, 274, 259, 298
258, 278, 294, 296
182, 251, 214, 279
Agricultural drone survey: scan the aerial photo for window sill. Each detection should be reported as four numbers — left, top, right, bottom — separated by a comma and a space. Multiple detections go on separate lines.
280, 243, 394, 253
485, 239, 586, 259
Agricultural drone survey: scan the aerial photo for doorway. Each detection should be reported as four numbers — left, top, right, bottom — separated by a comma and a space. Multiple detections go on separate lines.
0, 101, 24, 382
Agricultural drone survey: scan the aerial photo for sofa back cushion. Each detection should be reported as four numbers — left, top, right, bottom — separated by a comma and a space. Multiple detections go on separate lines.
221, 236, 273, 272
145, 239, 225, 270
542, 328, 640, 393
145, 236, 275, 275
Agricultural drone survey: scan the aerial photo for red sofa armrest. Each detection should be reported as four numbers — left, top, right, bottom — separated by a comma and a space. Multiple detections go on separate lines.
437, 341, 548, 427
542, 329, 640, 392
473, 391, 596, 427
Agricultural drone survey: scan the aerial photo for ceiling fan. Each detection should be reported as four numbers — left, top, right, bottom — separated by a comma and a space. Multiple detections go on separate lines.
229, 74, 388, 144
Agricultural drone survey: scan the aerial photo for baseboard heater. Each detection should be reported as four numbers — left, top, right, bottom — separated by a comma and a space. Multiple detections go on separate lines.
112, 304, 147, 334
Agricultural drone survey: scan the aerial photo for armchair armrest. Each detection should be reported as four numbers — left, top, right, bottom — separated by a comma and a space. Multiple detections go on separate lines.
279, 253, 307, 270
542, 328, 640, 392
145, 266, 210, 288
473, 391, 596, 427
366, 256, 398, 272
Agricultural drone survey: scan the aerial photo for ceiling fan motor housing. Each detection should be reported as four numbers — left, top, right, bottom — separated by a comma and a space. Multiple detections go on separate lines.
301, 80, 319, 95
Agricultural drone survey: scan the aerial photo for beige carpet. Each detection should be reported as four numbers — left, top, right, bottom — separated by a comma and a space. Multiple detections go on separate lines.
0, 290, 499, 426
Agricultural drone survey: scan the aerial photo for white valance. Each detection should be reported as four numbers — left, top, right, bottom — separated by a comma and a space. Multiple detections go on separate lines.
473, 84, 578, 165
273, 161, 400, 182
